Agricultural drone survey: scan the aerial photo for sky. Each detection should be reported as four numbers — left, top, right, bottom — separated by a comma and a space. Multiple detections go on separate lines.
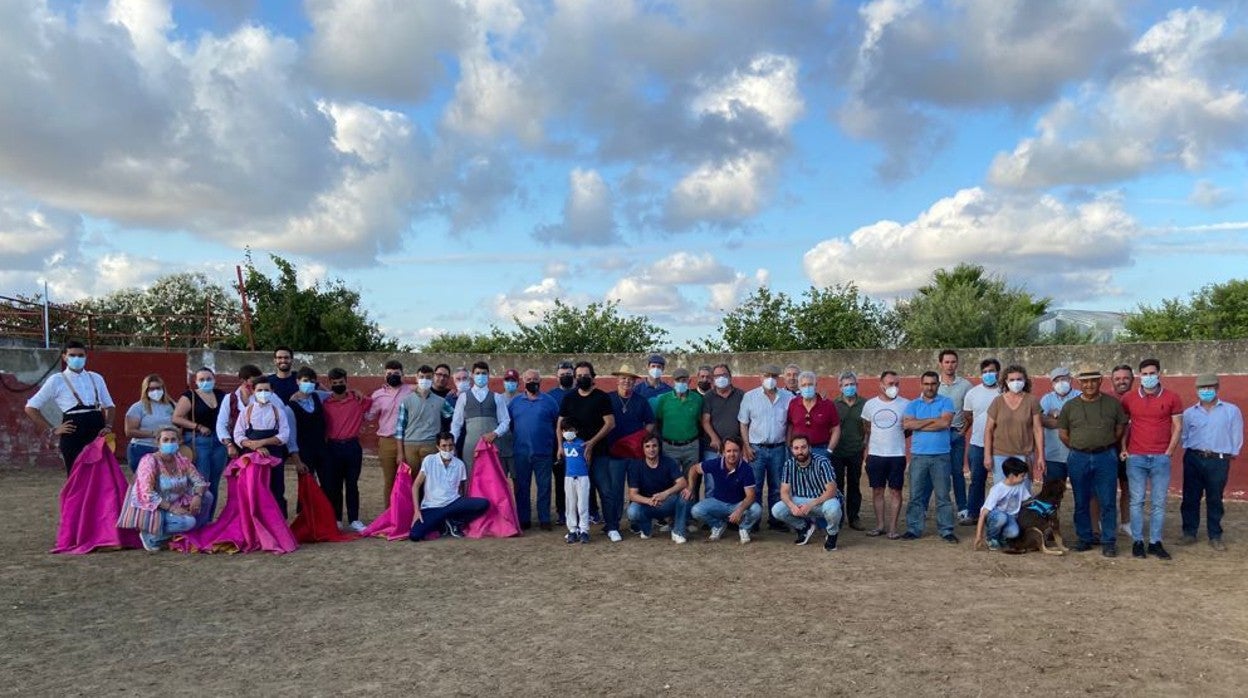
1, 0, 1247, 348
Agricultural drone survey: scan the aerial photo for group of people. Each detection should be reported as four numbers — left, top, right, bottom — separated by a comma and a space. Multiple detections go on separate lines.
25, 344, 1242, 557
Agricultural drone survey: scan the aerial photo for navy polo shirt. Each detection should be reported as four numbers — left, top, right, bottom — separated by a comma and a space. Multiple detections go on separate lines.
702, 457, 756, 505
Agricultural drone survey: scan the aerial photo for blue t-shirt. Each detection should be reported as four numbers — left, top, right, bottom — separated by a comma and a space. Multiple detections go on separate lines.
904, 395, 956, 455
701, 457, 756, 505
563, 438, 589, 477
609, 391, 655, 442
509, 393, 560, 456
627, 456, 683, 497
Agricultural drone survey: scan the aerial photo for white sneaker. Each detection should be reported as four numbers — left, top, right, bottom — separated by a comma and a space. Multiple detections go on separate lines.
659, 523, 672, 532
639, 531, 651, 540
671, 531, 687, 544
607, 530, 623, 542
957, 509, 969, 520
1120, 523, 1132, 537
708, 525, 725, 541
739, 528, 752, 544
349, 520, 367, 533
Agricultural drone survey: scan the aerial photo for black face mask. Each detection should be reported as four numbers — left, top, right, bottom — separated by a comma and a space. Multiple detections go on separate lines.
575, 375, 593, 390
697, 380, 711, 392
525, 381, 541, 394
386, 374, 402, 387
331, 384, 347, 395
559, 375, 574, 389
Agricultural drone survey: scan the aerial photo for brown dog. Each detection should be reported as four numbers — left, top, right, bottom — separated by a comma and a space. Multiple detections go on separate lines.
1002, 479, 1069, 556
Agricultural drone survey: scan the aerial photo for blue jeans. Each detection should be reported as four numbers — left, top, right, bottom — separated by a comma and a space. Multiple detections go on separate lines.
512, 449, 554, 525
906, 453, 954, 537
985, 510, 1019, 543
1045, 460, 1068, 483
594, 457, 631, 533
948, 433, 967, 512
139, 495, 214, 548
750, 444, 786, 516
967, 444, 988, 514
1069, 449, 1119, 545
691, 498, 762, 529
627, 496, 690, 536
191, 434, 228, 519
126, 442, 157, 474
1181, 450, 1230, 539
770, 496, 842, 535
408, 496, 490, 541
1127, 454, 1171, 543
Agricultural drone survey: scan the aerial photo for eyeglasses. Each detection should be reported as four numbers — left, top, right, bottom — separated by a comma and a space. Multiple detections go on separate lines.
434, 372, 450, 378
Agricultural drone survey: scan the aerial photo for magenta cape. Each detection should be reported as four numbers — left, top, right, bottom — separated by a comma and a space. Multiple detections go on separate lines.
464, 440, 522, 539
291, 472, 358, 543
171, 453, 298, 555
51, 436, 142, 554
361, 461, 415, 541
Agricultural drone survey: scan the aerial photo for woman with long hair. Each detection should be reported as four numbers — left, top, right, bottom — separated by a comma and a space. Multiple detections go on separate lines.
124, 373, 176, 474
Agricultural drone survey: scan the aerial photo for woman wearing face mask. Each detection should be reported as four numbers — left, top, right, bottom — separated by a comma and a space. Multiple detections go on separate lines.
124, 374, 177, 474
982, 365, 1046, 485
120, 426, 212, 551
173, 367, 228, 518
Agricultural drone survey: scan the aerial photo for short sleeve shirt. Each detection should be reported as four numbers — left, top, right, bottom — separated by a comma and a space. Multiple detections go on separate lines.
963, 384, 999, 447
419, 454, 466, 509
904, 396, 956, 456
562, 438, 589, 477
654, 391, 703, 442
627, 456, 684, 497
125, 401, 175, 446
986, 393, 1042, 456
782, 453, 836, 499
786, 396, 841, 447
832, 396, 866, 456
1120, 388, 1184, 455
982, 481, 1030, 515
862, 397, 910, 457
1057, 395, 1127, 451
559, 389, 613, 458
702, 458, 756, 505
702, 387, 745, 441
938, 377, 973, 430
1039, 391, 1080, 462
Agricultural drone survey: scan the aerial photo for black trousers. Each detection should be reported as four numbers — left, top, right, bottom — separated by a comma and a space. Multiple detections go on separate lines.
59, 410, 105, 476
325, 439, 364, 522
831, 450, 864, 523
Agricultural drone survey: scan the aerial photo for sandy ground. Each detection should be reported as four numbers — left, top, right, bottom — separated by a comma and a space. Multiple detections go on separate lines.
1, 460, 1246, 697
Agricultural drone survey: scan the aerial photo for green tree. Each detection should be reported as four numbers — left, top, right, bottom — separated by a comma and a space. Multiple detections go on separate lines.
242, 253, 406, 351
695, 284, 896, 352
896, 264, 1050, 348
69, 272, 242, 347
422, 299, 668, 354
422, 330, 513, 353
1124, 279, 1248, 341
717, 286, 800, 352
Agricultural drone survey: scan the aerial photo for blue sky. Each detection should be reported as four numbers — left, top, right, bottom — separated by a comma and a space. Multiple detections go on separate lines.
2, 0, 1246, 347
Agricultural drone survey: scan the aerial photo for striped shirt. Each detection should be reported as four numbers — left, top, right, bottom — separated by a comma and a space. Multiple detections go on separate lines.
782, 453, 835, 499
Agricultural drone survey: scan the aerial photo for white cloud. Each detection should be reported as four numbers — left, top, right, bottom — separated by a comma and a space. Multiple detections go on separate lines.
664, 152, 777, 229
646, 252, 735, 285
604, 277, 689, 315
1188, 179, 1234, 208
493, 277, 589, 321
533, 168, 618, 246
0, 194, 82, 268
989, 8, 1248, 189
606, 252, 766, 317
708, 268, 770, 312
802, 187, 1137, 301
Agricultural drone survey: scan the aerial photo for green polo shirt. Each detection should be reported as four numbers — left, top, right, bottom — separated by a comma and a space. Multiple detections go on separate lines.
832, 395, 866, 456
1057, 394, 1127, 451
654, 391, 704, 442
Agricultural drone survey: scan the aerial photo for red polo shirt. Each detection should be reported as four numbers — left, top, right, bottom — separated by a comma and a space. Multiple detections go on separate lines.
786, 395, 841, 447
323, 393, 374, 441
1121, 387, 1183, 455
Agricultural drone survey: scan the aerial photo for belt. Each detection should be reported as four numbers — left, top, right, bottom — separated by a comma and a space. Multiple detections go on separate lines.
663, 437, 698, 447
1194, 450, 1233, 460
1074, 445, 1113, 454
753, 442, 784, 448
328, 437, 360, 444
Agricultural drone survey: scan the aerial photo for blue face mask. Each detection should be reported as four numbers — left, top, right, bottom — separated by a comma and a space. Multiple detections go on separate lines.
841, 384, 857, 398
673, 381, 689, 395
298, 381, 316, 394
473, 374, 489, 388
197, 379, 215, 392
1140, 374, 1160, 390
159, 442, 180, 456
981, 371, 998, 387
504, 380, 518, 393
66, 355, 86, 371
1198, 388, 1217, 402
800, 386, 816, 399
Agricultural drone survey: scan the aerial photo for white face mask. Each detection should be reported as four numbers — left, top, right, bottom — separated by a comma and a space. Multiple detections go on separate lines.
562, 431, 577, 441
254, 390, 271, 404
1007, 380, 1025, 394
883, 386, 899, 399
417, 378, 433, 391
713, 376, 730, 389
456, 379, 470, 392
1053, 380, 1071, 396
762, 377, 777, 391
648, 367, 663, 379
147, 389, 164, 401
438, 448, 454, 460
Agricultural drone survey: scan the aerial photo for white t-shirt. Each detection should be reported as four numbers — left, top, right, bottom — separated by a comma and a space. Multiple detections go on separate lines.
862, 396, 910, 457
982, 481, 1030, 515
420, 453, 466, 509
963, 384, 1000, 447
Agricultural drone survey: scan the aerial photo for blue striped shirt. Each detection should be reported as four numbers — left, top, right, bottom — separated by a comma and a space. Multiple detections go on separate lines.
782, 453, 836, 499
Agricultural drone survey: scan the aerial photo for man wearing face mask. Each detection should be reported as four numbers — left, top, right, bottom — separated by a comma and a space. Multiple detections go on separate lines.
861, 371, 909, 538
738, 364, 794, 530
408, 432, 491, 541
832, 371, 867, 530
1039, 367, 1080, 489
1180, 373, 1242, 552
635, 354, 673, 403
695, 365, 714, 396
546, 361, 576, 524
962, 358, 1002, 519
701, 364, 744, 463
397, 365, 446, 482
25, 340, 116, 476
557, 362, 615, 528
215, 364, 264, 462
288, 366, 330, 516
1119, 358, 1183, 560
430, 363, 456, 433
450, 361, 511, 478
322, 367, 373, 532
266, 346, 299, 403
232, 376, 292, 517
450, 366, 471, 457
509, 369, 560, 530
367, 360, 412, 505
495, 369, 522, 478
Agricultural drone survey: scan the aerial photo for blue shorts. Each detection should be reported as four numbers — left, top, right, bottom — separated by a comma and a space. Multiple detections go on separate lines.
867, 455, 906, 490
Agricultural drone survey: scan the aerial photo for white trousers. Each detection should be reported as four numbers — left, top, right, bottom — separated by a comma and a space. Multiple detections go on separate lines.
564, 475, 591, 533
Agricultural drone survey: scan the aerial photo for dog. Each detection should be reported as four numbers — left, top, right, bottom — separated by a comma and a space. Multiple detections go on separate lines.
1001, 479, 1069, 556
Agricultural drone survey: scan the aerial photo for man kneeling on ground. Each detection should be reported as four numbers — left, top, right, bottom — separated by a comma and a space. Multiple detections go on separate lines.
627, 433, 691, 544
685, 437, 762, 543
409, 431, 489, 541
772, 434, 843, 551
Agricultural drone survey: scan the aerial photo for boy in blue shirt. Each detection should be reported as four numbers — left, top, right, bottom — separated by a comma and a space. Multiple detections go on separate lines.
562, 419, 591, 544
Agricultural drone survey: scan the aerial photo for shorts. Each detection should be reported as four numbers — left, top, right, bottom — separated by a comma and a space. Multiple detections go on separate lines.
866, 455, 906, 490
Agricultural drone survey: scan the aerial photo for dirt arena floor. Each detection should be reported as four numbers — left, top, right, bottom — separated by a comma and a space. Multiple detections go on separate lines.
1, 460, 1246, 697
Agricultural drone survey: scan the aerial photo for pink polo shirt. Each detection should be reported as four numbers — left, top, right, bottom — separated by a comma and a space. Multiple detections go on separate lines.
367, 384, 412, 437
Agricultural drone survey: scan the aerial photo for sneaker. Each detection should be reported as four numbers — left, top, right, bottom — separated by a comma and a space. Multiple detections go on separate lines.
1210, 538, 1227, 552
1120, 523, 1132, 537
659, 522, 672, 532
1132, 541, 1146, 558
444, 522, 464, 539
824, 533, 838, 551
1070, 540, 1093, 552
1102, 544, 1117, 558
671, 531, 687, 544
139, 533, 162, 552
638, 531, 651, 540
565, 532, 577, 544
739, 528, 752, 544
795, 524, 817, 546
900, 532, 919, 540
1179, 534, 1197, 545
848, 519, 865, 531
579, 531, 590, 544
941, 533, 960, 545
629, 523, 641, 534
349, 520, 367, 533
520, 521, 532, 531
1147, 542, 1171, 560
708, 525, 725, 541
987, 539, 1001, 551
607, 530, 623, 543
556, 516, 566, 526
957, 509, 969, 521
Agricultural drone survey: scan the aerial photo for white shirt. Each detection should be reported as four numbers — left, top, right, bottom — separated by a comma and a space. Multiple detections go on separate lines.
230, 396, 290, 445
26, 369, 115, 413
420, 453, 466, 509
450, 387, 511, 438
963, 384, 999, 447
862, 396, 910, 457
982, 480, 1030, 515
738, 387, 794, 444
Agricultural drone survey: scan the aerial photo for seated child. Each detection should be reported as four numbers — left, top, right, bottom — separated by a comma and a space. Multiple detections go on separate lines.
975, 457, 1031, 551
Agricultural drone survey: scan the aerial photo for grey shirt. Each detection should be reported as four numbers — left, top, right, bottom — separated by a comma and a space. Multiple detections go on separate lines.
939, 376, 973, 431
